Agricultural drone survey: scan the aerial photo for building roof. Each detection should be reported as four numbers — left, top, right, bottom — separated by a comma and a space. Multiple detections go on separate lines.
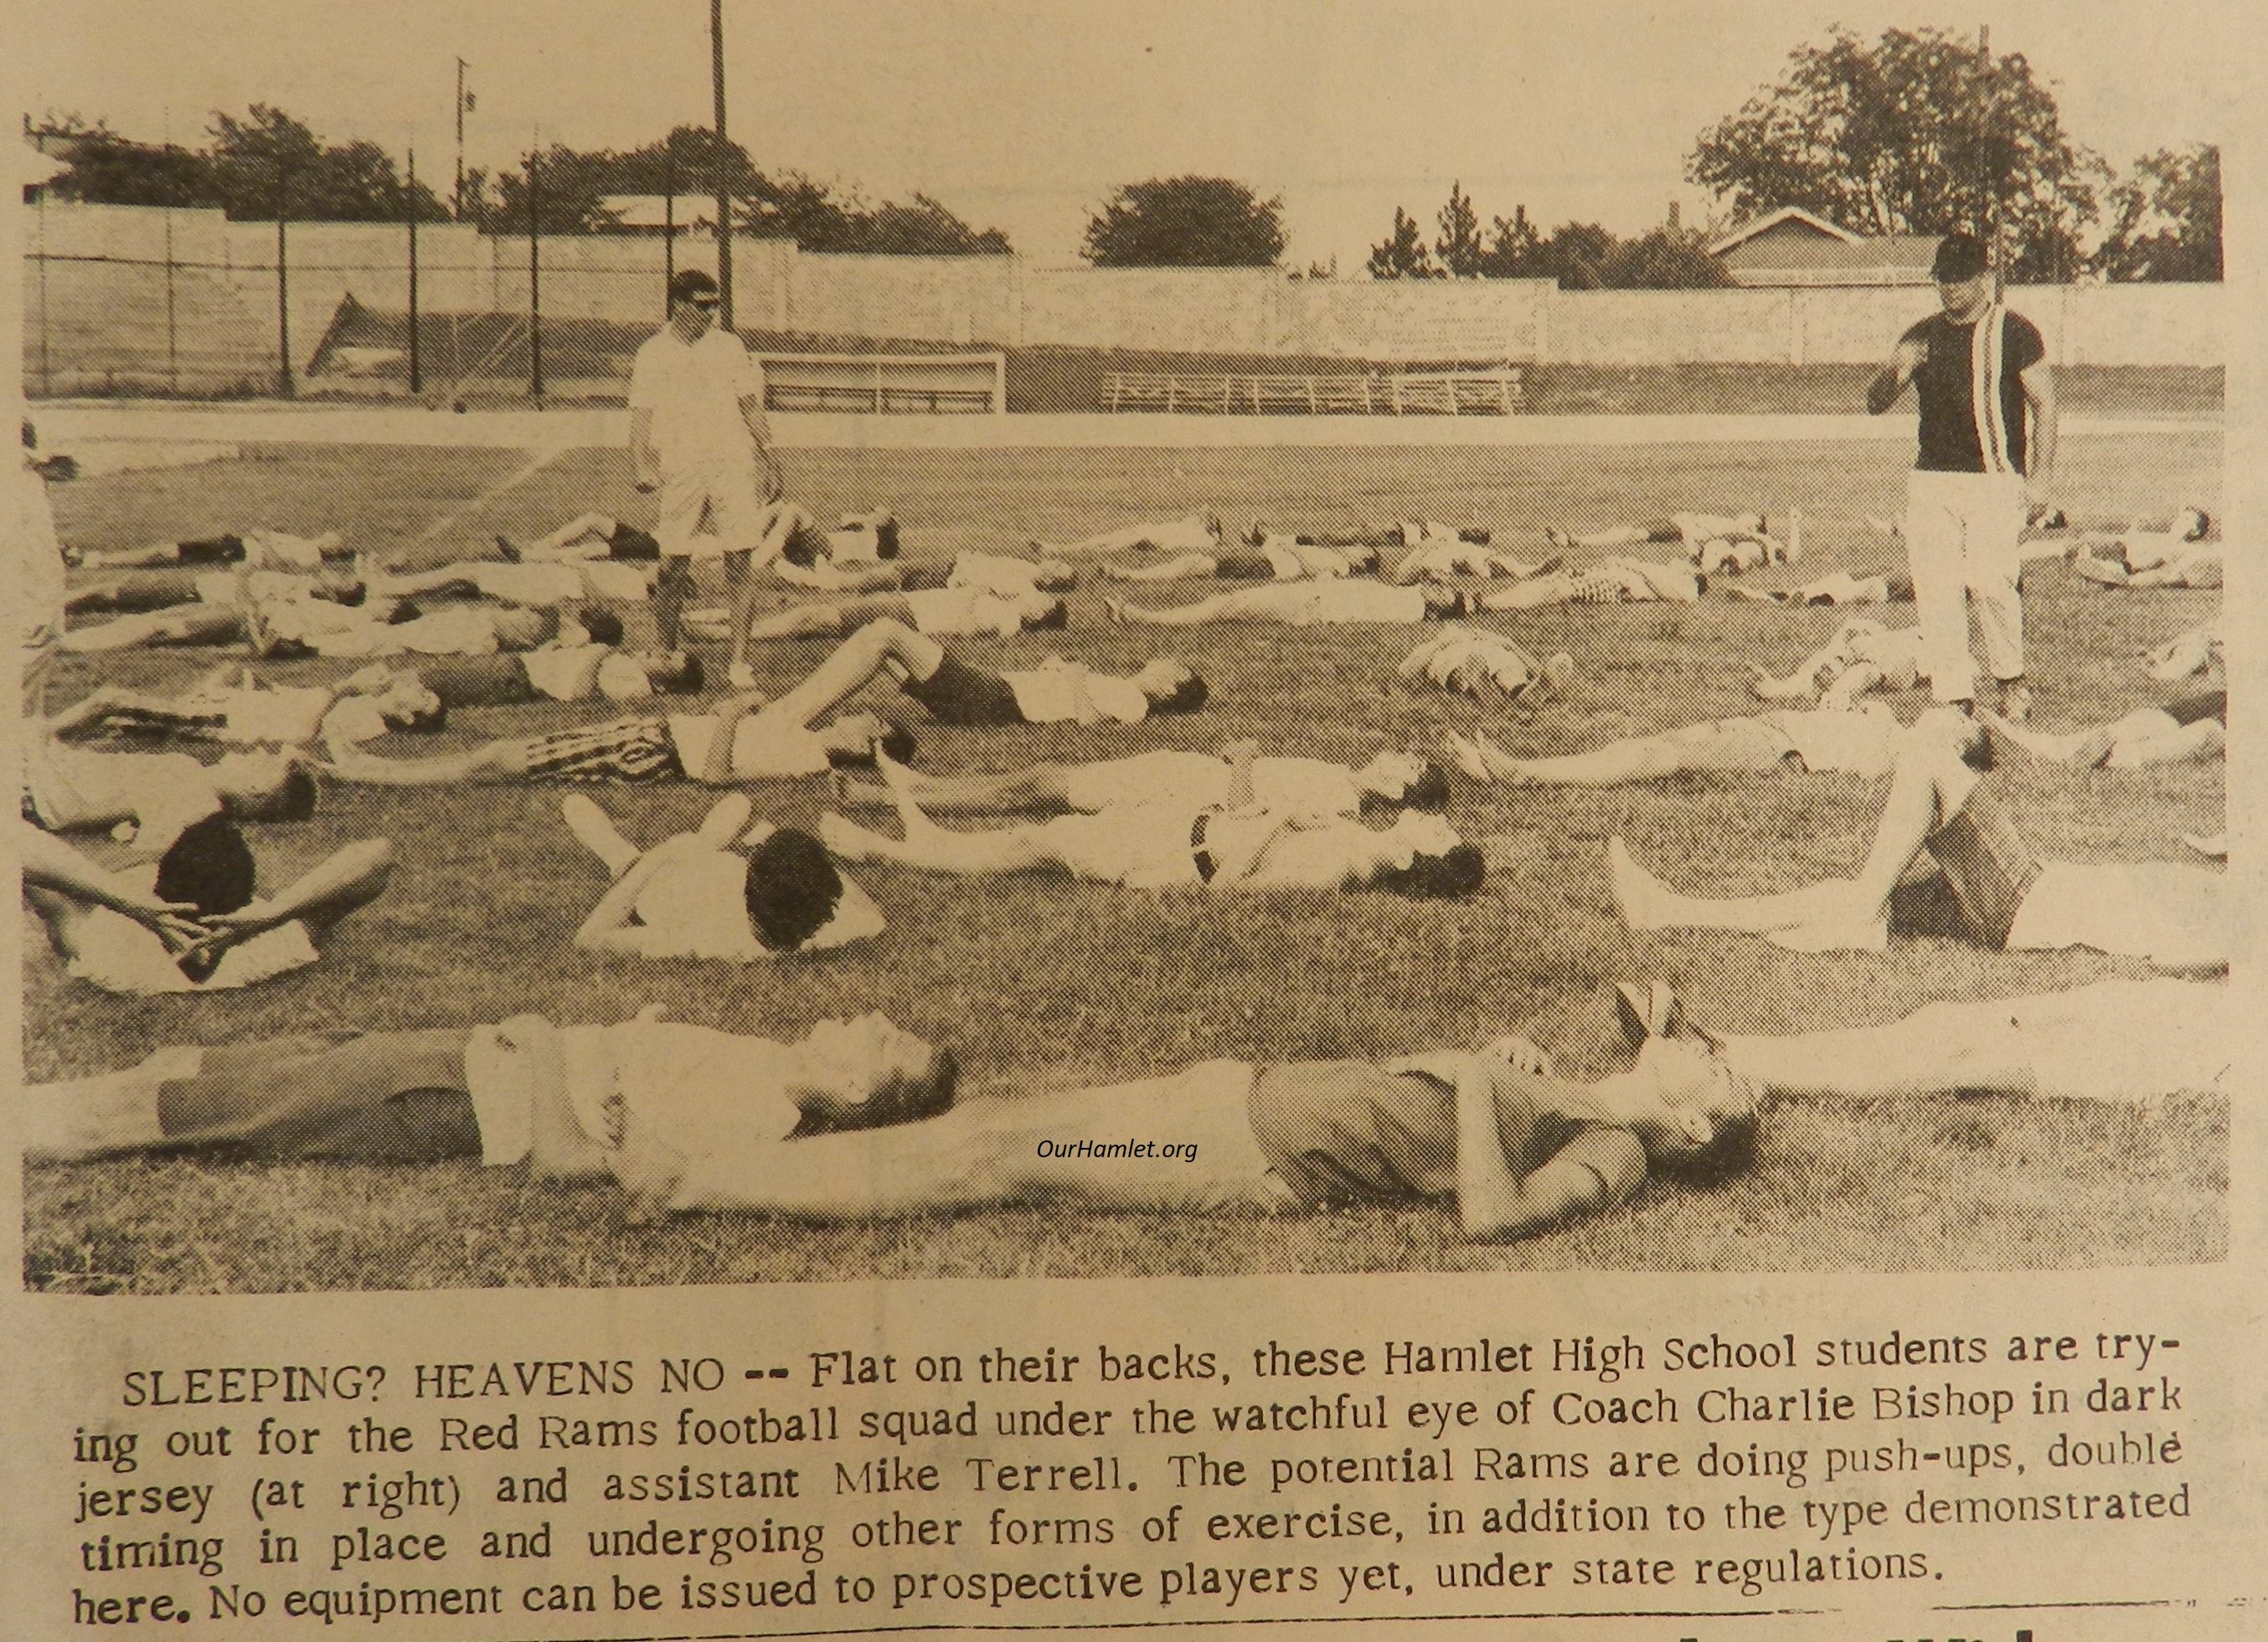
1709, 208, 1942, 286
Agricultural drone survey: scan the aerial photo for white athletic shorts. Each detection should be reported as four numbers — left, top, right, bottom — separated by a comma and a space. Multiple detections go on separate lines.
655, 454, 767, 562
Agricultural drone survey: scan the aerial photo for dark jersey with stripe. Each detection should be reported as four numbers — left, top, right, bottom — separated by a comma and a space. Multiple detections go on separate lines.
1901, 309, 2046, 475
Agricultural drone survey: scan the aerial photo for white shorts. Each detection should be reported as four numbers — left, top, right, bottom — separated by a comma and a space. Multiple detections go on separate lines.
656, 456, 766, 562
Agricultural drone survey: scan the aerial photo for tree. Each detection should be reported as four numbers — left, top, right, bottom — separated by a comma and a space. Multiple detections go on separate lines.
1082, 177, 1284, 267
1436, 181, 1484, 276
2093, 145, 2220, 282
1597, 226, 1733, 290
1474, 206, 1546, 278
43, 127, 220, 211
1366, 208, 1438, 279
1687, 26, 2105, 281
205, 106, 445, 222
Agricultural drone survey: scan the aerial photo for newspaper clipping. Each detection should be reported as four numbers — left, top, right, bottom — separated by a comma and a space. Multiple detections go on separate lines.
6, 3, 2260, 1638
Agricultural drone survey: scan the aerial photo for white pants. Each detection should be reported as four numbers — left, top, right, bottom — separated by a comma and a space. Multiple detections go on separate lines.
1903, 469, 2028, 702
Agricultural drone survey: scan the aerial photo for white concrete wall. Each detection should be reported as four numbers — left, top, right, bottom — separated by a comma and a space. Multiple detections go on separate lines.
23, 202, 2228, 389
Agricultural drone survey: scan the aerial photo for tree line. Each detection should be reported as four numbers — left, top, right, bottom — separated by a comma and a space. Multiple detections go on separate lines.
32, 109, 1013, 256
32, 27, 2219, 281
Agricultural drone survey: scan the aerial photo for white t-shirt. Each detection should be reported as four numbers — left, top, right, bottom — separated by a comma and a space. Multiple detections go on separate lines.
1003, 659, 1151, 725
23, 742, 222, 855
2008, 861, 2230, 971
1063, 751, 1363, 817
13, 462, 69, 656
946, 551, 1048, 599
465, 1018, 807, 1207
1286, 581, 1428, 625
467, 562, 587, 607
170, 684, 332, 746
903, 587, 1038, 639
666, 711, 835, 780
522, 643, 612, 703
628, 327, 763, 470
1765, 703, 1902, 779
619, 843, 884, 960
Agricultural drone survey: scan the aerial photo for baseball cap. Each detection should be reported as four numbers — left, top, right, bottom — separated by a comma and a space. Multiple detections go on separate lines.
1931, 233, 1989, 282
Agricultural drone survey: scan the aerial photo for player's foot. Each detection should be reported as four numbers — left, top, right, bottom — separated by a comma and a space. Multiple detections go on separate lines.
1544, 527, 1571, 551
1997, 682, 2033, 723
1442, 730, 1493, 784
2182, 831, 2227, 859
1103, 595, 1127, 625
1244, 517, 1269, 547
1469, 730, 1529, 784
1523, 652, 1574, 703
1606, 837, 1672, 929
729, 661, 759, 691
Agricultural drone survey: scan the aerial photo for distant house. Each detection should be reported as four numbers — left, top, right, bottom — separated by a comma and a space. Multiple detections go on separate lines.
595, 194, 718, 237
1709, 207, 1941, 287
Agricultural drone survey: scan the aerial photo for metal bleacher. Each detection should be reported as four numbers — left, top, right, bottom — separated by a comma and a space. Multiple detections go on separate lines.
1101, 365, 1523, 416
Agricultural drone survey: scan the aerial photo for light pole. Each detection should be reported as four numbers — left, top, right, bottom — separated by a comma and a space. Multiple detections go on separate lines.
711, 0, 734, 330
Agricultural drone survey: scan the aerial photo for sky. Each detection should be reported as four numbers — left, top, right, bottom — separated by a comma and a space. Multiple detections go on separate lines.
15, 1, 2245, 270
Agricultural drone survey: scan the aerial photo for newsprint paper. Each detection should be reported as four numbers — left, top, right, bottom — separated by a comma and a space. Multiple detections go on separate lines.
4, 3, 2265, 1639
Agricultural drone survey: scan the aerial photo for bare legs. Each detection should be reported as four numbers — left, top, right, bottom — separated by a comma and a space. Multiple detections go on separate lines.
1460, 719, 1792, 787
820, 755, 1053, 877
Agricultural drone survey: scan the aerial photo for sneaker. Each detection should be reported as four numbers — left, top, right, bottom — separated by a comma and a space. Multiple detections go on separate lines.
1103, 595, 1128, 625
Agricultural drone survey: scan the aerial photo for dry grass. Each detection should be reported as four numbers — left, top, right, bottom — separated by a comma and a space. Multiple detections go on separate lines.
24, 428, 2227, 1291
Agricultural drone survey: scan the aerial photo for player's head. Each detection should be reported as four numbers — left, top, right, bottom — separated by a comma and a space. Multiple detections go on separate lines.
1931, 233, 1991, 311
374, 675, 447, 732
1029, 557, 1077, 591
212, 752, 318, 821
822, 712, 916, 766
1025, 595, 1070, 630
742, 826, 848, 954
570, 607, 626, 648
155, 814, 257, 919
1356, 752, 1448, 815
1627, 1039, 1762, 1181
1368, 812, 1483, 898
789, 1013, 957, 1133
1135, 659, 1208, 713
668, 269, 720, 331
1421, 585, 1470, 620
645, 649, 704, 693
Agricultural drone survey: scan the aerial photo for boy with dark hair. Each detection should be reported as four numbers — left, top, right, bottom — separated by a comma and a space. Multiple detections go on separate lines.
1867, 230, 2057, 717
565, 792, 884, 960
21, 819, 394, 994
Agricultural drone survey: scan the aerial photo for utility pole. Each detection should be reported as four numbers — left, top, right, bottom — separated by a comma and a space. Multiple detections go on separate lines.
662, 130, 677, 314
711, 0, 734, 330
528, 140, 544, 401
407, 146, 423, 395
1979, 23, 2003, 297
454, 59, 470, 220
275, 169, 293, 398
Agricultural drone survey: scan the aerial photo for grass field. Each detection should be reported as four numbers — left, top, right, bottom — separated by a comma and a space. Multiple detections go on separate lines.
24, 426, 2227, 1292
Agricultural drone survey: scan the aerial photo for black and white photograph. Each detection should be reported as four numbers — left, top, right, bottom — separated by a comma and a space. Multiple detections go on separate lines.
13, 0, 2239, 1296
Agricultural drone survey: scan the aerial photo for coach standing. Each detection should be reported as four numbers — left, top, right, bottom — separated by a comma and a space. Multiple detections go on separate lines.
1867, 232, 2057, 719
630, 269, 784, 690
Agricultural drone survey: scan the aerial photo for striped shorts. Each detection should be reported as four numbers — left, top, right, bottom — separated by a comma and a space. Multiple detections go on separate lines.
520, 716, 682, 783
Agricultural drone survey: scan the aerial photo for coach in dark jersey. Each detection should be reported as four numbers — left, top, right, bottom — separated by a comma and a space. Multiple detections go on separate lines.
1867, 232, 2057, 718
